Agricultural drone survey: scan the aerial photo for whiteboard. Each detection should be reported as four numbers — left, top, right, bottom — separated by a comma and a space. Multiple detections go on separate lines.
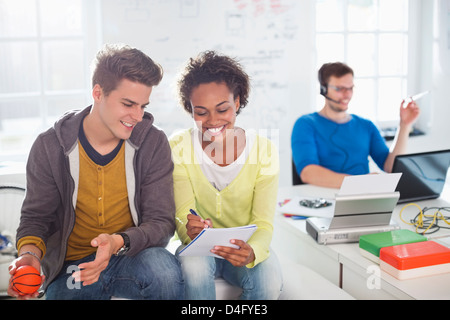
101, 0, 308, 186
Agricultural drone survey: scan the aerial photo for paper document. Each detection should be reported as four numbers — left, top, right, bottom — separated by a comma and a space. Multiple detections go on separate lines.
277, 196, 335, 218
338, 173, 402, 196
278, 174, 401, 219
179, 225, 257, 258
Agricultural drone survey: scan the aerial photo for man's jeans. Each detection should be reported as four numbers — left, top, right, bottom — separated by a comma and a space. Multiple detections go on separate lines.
46, 247, 184, 300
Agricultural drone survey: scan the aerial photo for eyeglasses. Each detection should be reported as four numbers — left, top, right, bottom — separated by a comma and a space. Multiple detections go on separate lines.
328, 85, 354, 93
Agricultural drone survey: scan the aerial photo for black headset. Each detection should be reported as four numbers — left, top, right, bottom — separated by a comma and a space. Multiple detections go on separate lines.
318, 68, 340, 103
318, 68, 328, 96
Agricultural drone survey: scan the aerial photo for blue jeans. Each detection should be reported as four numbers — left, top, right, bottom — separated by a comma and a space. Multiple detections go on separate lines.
46, 247, 184, 300
177, 248, 283, 300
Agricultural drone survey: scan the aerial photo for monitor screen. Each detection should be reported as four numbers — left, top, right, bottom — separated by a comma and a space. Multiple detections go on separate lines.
393, 150, 450, 202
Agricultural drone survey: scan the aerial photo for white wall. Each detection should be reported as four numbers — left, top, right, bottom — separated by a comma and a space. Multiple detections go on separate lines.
97, 0, 450, 187
429, 0, 450, 149
405, 0, 450, 155
67, 0, 447, 187
98, 0, 318, 187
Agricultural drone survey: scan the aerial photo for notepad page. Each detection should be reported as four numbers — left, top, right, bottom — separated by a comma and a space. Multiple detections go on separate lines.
179, 225, 257, 258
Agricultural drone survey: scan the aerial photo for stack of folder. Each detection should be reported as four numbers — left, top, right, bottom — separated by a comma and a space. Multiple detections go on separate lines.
359, 229, 426, 263
380, 241, 450, 280
359, 229, 450, 280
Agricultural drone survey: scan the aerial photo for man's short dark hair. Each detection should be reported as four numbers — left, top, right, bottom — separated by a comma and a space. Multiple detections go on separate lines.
92, 44, 163, 96
318, 62, 354, 87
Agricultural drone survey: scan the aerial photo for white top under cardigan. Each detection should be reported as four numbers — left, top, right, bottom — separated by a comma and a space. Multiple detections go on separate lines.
192, 128, 256, 191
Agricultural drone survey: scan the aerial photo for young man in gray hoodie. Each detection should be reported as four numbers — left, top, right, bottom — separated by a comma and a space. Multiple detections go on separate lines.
7, 44, 184, 300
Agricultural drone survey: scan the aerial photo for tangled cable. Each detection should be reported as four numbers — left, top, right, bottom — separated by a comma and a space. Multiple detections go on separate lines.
399, 203, 450, 235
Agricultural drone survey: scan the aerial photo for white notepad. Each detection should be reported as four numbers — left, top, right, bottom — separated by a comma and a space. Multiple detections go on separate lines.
178, 225, 257, 258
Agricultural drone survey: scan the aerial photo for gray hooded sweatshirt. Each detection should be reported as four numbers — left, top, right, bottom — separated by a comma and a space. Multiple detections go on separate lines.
16, 106, 175, 291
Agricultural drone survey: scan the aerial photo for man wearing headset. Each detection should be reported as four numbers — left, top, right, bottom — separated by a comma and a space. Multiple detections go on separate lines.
291, 62, 420, 188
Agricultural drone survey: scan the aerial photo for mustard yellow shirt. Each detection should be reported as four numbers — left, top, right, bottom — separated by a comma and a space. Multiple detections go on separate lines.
65, 141, 133, 261
17, 141, 133, 260
169, 129, 279, 268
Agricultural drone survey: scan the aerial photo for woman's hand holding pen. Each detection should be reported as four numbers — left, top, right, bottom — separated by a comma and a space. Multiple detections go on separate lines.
185, 208, 255, 267
186, 212, 213, 240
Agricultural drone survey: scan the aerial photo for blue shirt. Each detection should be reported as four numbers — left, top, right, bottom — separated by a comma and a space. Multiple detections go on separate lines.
291, 112, 389, 176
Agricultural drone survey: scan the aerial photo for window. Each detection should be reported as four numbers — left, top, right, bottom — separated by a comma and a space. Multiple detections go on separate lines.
0, 0, 90, 160
315, 0, 410, 127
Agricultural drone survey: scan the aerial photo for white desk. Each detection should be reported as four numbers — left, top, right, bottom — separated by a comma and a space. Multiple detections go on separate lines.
272, 184, 450, 300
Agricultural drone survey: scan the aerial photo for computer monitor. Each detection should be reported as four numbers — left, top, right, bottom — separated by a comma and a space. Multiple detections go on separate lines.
393, 150, 450, 203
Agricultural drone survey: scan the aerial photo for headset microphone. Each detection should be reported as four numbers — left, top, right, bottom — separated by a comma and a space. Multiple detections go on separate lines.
319, 70, 341, 104
320, 84, 340, 104
324, 95, 340, 104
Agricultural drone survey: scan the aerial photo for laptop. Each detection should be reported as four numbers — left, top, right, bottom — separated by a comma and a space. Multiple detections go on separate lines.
392, 149, 450, 203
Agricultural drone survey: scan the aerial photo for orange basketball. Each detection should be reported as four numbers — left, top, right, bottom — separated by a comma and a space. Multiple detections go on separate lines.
11, 265, 42, 296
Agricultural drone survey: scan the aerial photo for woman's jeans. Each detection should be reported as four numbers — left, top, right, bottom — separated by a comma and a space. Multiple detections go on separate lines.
177, 248, 283, 300
46, 247, 184, 300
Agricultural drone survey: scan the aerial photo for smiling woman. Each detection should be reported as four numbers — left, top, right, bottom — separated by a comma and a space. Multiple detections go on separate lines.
177, 50, 250, 116
194, 83, 246, 167
169, 50, 282, 300
190, 82, 242, 159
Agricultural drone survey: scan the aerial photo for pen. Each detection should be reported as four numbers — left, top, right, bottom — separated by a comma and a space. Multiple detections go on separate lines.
189, 208, 201, 217
283, 213, 309, 220
291, 215, 308, 220
405, 90, 429, 103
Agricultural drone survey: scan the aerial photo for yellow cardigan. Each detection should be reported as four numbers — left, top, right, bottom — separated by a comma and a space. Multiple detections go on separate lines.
169, 129, 279, 267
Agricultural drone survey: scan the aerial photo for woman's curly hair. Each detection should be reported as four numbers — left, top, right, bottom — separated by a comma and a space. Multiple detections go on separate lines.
177, 50, 250, 115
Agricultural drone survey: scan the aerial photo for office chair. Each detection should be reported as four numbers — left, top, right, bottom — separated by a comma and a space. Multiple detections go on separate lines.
292, 160, 304, 185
